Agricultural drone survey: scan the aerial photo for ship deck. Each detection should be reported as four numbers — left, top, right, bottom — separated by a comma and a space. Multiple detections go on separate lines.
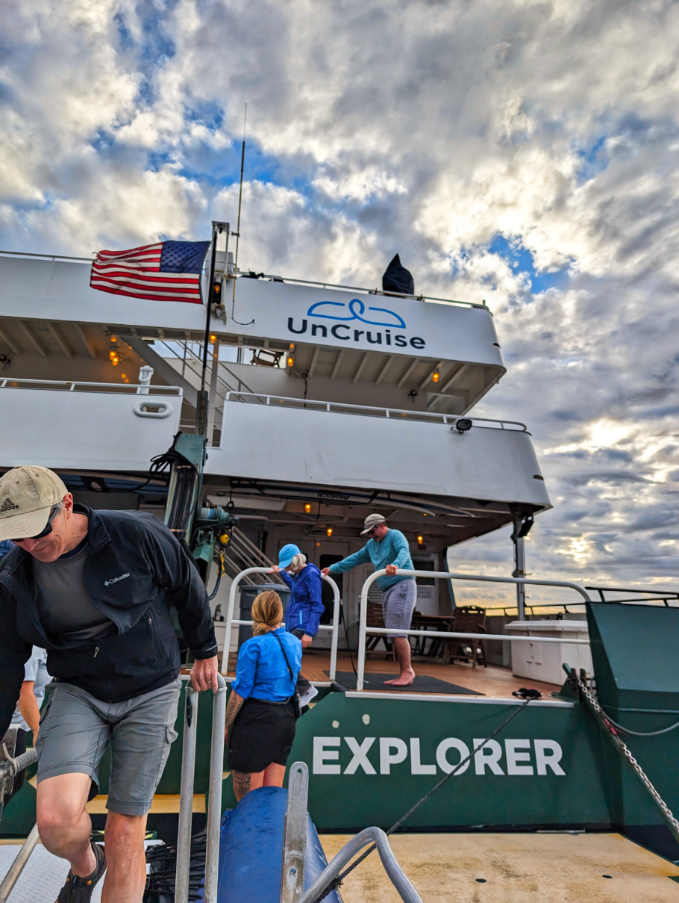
224, 650, 560, 700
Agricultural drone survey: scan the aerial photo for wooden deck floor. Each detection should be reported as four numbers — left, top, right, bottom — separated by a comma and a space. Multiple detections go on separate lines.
224, 650, 559, 699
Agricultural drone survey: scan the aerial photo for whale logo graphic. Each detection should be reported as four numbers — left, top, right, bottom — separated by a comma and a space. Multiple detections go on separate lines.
307, 298, 406, 329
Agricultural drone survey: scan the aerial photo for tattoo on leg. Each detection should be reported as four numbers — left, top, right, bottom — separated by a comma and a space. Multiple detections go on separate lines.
233, 771, 251, 800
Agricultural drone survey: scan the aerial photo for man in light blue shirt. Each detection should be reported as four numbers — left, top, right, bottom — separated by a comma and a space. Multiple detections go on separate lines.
322, 513, 417, 686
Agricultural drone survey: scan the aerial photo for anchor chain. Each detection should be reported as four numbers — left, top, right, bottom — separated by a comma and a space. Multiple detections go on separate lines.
571, 670, 679, 841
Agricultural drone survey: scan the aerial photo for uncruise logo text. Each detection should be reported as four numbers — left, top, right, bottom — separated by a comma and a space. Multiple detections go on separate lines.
287, 319, 426, 350
312, 736, 566, 777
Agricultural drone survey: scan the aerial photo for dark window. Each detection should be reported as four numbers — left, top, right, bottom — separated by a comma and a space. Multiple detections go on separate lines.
412, 557, 436, 587
319, 554, 344, 624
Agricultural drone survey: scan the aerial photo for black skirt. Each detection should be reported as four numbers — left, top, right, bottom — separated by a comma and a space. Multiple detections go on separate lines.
228, 697, 297, 774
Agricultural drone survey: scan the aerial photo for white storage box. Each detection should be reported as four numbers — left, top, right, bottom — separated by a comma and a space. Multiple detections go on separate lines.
505, 620, 593, 685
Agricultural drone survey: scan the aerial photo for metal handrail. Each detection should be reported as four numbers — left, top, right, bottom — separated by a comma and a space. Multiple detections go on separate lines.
356, 570, 592, 692
223, 567, 341, 681
158, 338, 260, 400
0, 250, 480, 313
0, 377, 182, 395
175, 674, 227, 903
296, 826, 423, 903
238, 270, 481, 311
585, 585, 679, 604
223, 392, 527, 431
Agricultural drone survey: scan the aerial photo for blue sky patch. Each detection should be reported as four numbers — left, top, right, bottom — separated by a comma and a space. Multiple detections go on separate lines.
575, 135, 608, 184
487, 234, 570, 293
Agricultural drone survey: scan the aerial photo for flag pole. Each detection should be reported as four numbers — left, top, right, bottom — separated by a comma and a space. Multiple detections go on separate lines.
198, 221, 228, 435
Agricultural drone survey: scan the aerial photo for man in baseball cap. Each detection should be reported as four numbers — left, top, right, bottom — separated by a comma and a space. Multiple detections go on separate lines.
0, 465, 69, 552
322, 512, 417, 686
0, 465, 218, 903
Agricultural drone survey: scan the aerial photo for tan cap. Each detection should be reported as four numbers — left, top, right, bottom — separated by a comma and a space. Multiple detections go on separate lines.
361, 512, 387, 535
0, 466, 68, 541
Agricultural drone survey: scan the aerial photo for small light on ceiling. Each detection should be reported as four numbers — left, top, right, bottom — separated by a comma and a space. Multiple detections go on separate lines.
209, 333, 217, 344
304, 503, 312, 514
109, 337, 121, 366
326, 527, 333, 537
432, 370, 440, 383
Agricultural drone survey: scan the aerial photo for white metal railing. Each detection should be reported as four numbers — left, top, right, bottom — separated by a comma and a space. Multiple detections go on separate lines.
356, 570, 593, 692
0, 377, 182, 395
224, 392, 528, 431
223, 567, 341, 681
0, 250, 483, 311
238, 270, 484, 310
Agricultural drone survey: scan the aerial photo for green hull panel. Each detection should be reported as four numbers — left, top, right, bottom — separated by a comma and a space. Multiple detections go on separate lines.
286, 694, 610, 831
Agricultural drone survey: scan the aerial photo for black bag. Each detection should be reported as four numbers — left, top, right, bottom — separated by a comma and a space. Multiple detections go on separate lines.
273, 632, 302, 719
382, 254, 414, 295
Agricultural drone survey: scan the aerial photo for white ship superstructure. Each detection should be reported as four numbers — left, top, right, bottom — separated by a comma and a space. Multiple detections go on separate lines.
0, 248, 550, 625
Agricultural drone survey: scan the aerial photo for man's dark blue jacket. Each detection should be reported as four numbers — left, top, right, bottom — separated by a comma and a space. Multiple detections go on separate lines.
0, 505, 217, 738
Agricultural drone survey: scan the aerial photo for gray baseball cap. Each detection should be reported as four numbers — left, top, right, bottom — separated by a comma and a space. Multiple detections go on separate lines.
361, 513, 386, 535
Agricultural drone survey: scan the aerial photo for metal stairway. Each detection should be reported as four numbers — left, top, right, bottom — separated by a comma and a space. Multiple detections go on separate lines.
221, 526, 285, 587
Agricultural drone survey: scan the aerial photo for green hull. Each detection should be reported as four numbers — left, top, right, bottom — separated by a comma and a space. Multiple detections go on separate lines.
4, 602, 678, 859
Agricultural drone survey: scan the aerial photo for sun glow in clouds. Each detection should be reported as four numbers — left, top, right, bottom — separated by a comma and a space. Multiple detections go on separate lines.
587, 419, 634, 449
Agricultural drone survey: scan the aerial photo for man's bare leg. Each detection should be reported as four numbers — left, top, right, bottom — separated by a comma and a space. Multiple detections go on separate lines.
384, 637, 416, 686
37, 773, 96, 876
102, 811, 147, 903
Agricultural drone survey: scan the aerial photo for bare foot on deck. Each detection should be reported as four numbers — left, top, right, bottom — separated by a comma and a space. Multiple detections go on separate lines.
384, 669, 416, 687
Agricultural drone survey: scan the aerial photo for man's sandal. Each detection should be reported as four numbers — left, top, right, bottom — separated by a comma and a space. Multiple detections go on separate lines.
55, 842, 106, 903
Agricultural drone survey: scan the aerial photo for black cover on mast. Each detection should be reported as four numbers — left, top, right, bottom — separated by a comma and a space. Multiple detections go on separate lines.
382, 254, 414, 295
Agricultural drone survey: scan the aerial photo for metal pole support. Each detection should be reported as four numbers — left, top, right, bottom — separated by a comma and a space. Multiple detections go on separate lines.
0, 824, 41, 903
281, 761, 309, 903
175, 686, 199, 903
175, 676, 227, 903
204, 675, 227, 903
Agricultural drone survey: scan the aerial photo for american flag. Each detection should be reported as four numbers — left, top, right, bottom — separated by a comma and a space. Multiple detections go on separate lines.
90, 240, 211, 304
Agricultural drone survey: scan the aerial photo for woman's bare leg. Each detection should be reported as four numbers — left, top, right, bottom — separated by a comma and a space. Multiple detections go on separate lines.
262, 763, 286, 787
232, 770, 264, 801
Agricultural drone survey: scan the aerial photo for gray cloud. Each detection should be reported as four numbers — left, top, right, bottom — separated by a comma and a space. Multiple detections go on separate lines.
2, 0, 678, 594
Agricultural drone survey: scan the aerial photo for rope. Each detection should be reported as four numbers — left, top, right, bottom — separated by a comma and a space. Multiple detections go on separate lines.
600, 709, 679, 737
134, 432, 197, 495
311, 696, 536, 901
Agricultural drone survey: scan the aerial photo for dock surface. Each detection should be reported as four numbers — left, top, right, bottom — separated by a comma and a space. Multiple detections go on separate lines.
320, 832, 679, 902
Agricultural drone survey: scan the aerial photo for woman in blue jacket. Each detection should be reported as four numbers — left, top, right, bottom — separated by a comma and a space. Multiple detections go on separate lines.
272, 544, 324, 707
225, 590, 302, 801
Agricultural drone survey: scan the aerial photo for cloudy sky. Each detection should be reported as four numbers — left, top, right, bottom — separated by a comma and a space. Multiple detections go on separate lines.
2, 0, 678, 603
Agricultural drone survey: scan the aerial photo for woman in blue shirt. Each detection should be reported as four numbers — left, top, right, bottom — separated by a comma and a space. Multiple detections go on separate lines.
225, 590, 302, 800
272, 544, 325, 707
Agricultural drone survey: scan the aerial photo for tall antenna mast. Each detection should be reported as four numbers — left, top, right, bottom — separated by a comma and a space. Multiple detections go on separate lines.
231, 103, 253, 326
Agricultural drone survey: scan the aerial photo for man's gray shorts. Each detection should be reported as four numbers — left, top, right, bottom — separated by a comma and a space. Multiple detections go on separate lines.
382, 578, 417, 639
36, 677, 182, 816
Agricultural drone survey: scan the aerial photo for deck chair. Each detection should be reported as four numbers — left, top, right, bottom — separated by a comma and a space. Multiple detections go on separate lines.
445, 605, 487, 668
365, 600, 395, 660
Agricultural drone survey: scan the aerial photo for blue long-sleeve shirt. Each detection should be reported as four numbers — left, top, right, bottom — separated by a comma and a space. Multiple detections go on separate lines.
279, 563, 325, 636
231, 627, 302, 702
328, 529, 414, 590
